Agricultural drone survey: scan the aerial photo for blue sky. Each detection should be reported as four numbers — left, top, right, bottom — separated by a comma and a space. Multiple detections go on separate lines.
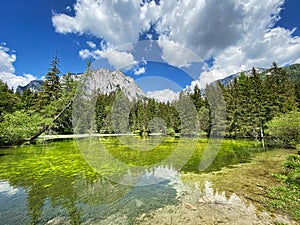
1, 0, 300, 100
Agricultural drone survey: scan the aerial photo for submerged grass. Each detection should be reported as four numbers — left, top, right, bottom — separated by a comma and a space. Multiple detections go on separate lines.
0, 137, 278, 224
100, 137, 261, 173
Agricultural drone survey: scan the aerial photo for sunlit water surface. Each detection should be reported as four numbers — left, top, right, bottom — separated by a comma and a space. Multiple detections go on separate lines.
0, 137, 274, 224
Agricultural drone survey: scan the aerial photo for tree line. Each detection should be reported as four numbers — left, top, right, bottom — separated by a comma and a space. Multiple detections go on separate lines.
0, 55, 78, 145
93, 62, 299, 145
0, 58, 299, 147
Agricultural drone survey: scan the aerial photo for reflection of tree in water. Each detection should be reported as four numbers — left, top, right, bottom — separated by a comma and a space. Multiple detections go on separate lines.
25, 170, 179, 224
0, 142, 181, 224
181, 139, 263, 173
26, 173, 83, 224
0, 142, 121, 224
26, 175, 133, 224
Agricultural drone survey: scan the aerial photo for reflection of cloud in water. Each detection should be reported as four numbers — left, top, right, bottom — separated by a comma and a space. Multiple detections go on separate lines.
0, 181, 29, 225
76, 166, 182, 224
0, 181, 19, 196
136, 165, 179, 186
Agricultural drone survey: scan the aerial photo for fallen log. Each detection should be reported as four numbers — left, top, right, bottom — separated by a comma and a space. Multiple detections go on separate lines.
28, 101, 73, 143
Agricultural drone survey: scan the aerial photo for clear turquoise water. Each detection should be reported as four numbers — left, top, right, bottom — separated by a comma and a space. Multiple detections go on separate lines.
0, 137, 266, 224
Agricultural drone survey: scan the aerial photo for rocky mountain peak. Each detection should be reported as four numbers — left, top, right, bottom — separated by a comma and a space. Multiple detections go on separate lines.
16, 80, 43, 95
78, 69, 146, 101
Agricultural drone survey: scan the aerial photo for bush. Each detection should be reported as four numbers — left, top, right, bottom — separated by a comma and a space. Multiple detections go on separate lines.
284, 155, 300, 174
267, 154, 300, 221
266, 111, 300, 148
166, 127, 175, 136
0, 110, 46, 146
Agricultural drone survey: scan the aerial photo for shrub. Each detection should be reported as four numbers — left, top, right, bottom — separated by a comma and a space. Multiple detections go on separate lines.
266, 111, 300, 148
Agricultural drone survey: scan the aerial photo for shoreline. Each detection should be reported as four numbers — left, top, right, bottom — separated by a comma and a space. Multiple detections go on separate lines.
38, 133, 139, 141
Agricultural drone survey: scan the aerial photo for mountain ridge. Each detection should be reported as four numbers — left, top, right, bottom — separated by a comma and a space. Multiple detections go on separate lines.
16, 64, 300, 98
16, 80, 43, 95
215, 63, 300, 86
16, 69, 145, 101
84, 69, 145, 101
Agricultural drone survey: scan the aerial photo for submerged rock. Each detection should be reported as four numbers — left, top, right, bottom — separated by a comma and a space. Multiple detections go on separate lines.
183, 203, 197, 211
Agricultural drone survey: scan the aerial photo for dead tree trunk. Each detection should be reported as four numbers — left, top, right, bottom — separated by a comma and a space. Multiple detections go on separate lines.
29, 101, 73, 143
29, 125, 49, 142
260, 125, 265, 151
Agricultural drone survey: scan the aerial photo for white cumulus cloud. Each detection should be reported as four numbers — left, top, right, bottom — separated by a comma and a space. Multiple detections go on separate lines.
0, 44, 36, 90
158, 39, 202, 68
87, 41, 96, 49
52, 0, 151, 46
146, 89, 178, 103
134, 67, 146, 75
53, 0, 300, 85
79, 47, 137, 70
0, 73, 36, 90
0, 44, 16, 73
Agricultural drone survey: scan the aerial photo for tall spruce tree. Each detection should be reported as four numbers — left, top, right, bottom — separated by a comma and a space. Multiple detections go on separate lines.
0, 80, 20, 116
39, 55, 61, 107
190, 85, 204, 111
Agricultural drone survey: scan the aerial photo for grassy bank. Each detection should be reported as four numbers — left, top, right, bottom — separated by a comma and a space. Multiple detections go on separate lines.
266, 152, 300, 221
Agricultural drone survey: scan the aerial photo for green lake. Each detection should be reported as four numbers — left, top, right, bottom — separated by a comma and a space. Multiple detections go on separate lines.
0, 137, 285, 224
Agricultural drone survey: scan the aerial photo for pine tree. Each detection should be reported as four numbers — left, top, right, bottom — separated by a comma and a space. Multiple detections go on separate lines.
39, 55, 61, 107
19, 89, 37, 112
205, 83, 226, 137
54, 72, 78, 134
174, 92, 199, 136
295, 81, 300, 108
190, 85, 204, 111
0, 80, 20, 116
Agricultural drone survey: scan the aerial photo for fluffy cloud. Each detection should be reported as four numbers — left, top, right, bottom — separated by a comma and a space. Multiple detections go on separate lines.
0, 44, 36, 90
295, 58, 300, 64
0, 72, 36, 90
52, 0, 151, 46
134, 67, 146, 75
146, 89, 178, 103
53, 0, 300, 86
87, 41, 96, 49
195, 27, 300, 88
79, 47, 137, 69
158, 39, 202, 68
0, 44, 16, 73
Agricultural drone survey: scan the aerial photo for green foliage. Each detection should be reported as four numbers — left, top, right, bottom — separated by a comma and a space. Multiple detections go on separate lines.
295, 81, 300, 108
190, 85, 205, 111
38, 55, 61, 108
93, 63, 298, 138
0, 80, 20, 116
283, 155, 300, 187
1, 61, 300, 144
198, 106, 210, 134
0, 55, 80, 145
111, 91, 131, 133
95, 92, 116, 133
95, 91, 186, 135
266, 111, 300, 147
283, 63, 300, 84
174, 92, 199, 136
267, 154, 300, 221
53, 72, 78, 134
205, 82, 226, 137
0, 110, 47, 145
166, 127, 175, 135
268, 186, 300, 221
222, 65, 297, 139
18, 89, 38, 112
